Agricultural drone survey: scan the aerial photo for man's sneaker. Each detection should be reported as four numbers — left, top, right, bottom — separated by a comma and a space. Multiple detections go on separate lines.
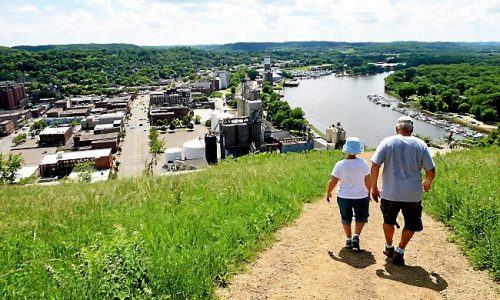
393, 252, 405, 266
383, 246, 395, 258
345, 239, 353, 249
352, 236, 361, 251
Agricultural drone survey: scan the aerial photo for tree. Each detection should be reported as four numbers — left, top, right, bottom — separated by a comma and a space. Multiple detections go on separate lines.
397, 83, 416, 100
187, 122, 194, 130
194, 115, 201, 124
12, 133, 27, 146
290, 107, 305, 119
246, 69, 258, 80
31, 119, 47, 131
69, 120, 79, 127
0, 154, 24, 184
74, 161, 94, 182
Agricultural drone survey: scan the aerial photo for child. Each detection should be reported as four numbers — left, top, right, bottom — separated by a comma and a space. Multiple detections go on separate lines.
326, 137, 371, 251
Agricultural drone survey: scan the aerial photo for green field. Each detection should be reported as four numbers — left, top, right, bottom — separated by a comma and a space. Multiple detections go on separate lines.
0, 151, 343, 299
424, 147, 500, 280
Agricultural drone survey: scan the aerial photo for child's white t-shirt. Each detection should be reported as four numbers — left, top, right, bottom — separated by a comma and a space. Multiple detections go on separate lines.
331, 158, 370, 199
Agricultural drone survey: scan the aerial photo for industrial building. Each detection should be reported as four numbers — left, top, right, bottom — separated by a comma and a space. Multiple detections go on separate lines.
39, 126, 73, 146
39, 148, 113, 178
0, 82, 28, 110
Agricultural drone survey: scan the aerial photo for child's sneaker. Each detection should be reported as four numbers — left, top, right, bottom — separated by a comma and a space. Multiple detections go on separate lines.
345, 239, 353, 249
352, 235, 361, 251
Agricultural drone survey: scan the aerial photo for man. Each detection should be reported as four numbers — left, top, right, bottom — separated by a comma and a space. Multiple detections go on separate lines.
370, 116, 435, 265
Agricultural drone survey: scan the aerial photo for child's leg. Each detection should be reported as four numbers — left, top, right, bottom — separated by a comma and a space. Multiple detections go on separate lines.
342, 224, 352, 238
353, 196, 370, 235
337, 197, 353, 238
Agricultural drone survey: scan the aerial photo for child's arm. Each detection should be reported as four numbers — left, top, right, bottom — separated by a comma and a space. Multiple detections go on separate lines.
326, 176, 339, 203
364, 174, 371, 199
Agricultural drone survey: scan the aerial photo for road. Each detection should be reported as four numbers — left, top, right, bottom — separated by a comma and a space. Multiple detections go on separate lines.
118, 95, 151, 178
0, 134, 14, 156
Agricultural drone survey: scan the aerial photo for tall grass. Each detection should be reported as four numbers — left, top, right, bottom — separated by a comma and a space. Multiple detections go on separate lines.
0, 151, 343, 299
424, 147, 499, 280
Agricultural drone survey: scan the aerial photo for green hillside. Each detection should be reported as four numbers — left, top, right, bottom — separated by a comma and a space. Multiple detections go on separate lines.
1, 147, 499, 298
0, 151, 344, 299
425, 146, 500, 280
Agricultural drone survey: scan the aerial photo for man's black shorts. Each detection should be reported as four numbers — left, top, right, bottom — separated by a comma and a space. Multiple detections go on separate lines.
380, 199, 423, 232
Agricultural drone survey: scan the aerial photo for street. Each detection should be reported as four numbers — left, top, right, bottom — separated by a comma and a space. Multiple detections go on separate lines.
118, 95, 151, 178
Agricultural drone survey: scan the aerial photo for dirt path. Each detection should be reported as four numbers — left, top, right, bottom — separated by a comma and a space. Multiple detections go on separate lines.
217, 152, 498, 299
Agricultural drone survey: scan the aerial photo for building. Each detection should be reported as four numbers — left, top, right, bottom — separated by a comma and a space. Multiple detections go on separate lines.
149, 106, 191, 124
241, 79, 260, 101
0, 110, 32, 128
191, 81, 214, 95
39, 126, 73, 146
74, 132, 120, 153
80, 112, 125, 130
54, 99, 68, 109
218, 71, 229, 89
47, 107, 63, 118
0, 120, 15, 136
60, 108, 91, 118
150, 88, 192, 107
93, 123, 122, 134
39, 148, 113, 178
0, 82, 27, 110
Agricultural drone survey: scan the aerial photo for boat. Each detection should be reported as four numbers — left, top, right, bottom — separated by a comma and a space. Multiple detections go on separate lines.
283, 80, 300, 87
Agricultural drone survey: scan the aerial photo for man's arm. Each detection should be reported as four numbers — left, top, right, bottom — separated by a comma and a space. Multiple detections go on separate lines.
422, 168, 436, 192
326, 176, 339, 203
370, 163, 381, 202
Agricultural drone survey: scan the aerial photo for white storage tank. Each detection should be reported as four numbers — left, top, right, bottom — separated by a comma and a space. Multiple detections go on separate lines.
164, 148, 183, 163
183, 138, 206, 160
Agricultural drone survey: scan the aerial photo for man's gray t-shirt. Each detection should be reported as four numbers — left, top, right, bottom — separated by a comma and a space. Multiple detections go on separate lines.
371, 135, 435, 202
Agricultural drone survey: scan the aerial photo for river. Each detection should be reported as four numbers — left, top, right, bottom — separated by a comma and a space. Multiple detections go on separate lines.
283, 72, 450, 147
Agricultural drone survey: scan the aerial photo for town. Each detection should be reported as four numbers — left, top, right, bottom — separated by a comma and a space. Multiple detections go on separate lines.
0, 56, 347, 184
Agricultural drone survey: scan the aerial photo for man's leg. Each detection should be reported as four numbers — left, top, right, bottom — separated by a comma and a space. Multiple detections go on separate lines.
383, 223, 395, 245
399, 228, 415, 249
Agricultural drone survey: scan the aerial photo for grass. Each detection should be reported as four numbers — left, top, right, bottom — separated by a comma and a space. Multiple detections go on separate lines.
424, 147, 500, 280
0, 150, 344, 299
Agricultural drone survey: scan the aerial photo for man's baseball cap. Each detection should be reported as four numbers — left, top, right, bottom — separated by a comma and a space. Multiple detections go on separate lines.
396, 116, 414, 128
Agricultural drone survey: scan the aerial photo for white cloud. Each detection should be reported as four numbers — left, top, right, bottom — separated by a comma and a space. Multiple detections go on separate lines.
15, 3, 38, 13
44, 5, 56, 12
1, 0, 499, 46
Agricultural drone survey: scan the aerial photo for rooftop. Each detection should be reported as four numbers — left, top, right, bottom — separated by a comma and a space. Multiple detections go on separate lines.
40, 126, 72, 135
40, 148, 112, 165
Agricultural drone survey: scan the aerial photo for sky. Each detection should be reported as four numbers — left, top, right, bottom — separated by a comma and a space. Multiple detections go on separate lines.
1, 0, 499, 46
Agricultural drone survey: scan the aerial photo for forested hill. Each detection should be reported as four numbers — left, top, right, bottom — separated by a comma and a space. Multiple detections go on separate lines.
11, 43, 141, 52
8, 41, 500, 53
206, 41, 500, 52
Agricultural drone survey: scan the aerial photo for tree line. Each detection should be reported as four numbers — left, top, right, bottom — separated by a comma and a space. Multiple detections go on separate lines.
385, 64, 499, 122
